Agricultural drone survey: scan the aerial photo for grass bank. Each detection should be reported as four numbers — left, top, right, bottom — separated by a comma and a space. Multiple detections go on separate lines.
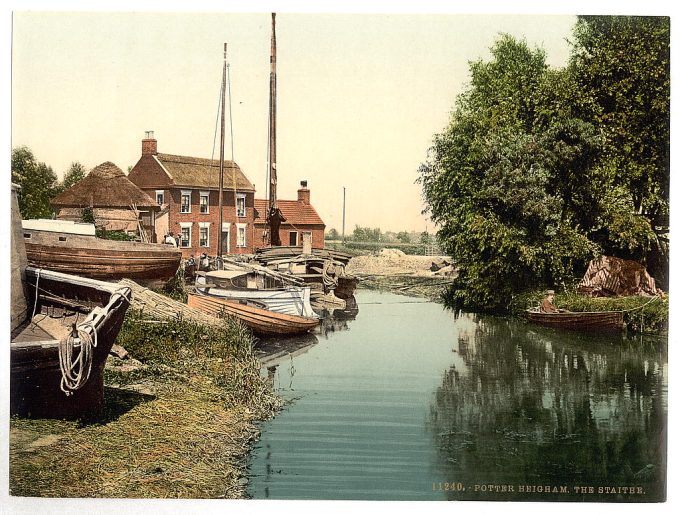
9, 309, 282, 498
510, 290, 669, 334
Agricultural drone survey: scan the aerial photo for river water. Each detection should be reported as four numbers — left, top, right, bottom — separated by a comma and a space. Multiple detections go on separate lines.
247, 290, 667, 502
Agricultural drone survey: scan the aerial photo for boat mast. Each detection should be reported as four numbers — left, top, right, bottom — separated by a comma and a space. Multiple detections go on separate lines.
267, 12, 284, 246
217, 43, 227, 263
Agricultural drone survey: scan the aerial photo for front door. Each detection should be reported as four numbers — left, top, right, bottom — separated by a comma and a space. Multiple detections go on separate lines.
221, 224, 230, 255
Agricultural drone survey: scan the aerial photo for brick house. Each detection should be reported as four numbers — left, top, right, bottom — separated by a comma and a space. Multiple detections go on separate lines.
127, 133, 325, 257
254, 182, 326, 249
127, 133, 257, 257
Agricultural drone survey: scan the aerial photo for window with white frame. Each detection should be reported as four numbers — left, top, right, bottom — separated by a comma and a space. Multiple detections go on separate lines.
179, 223, 192, 248
236, 193, 246, 217
199, 222, 210, 247
236, 223, 247, 248
289, 231, 298, 246
155, 190, 164, 206
180, 190, 192, 213
199, 191, 209, 214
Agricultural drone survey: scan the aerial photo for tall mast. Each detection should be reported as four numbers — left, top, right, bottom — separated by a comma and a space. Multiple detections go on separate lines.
269, 12, 277, 213
217, 43, 227, 262
267, 12, 284, 246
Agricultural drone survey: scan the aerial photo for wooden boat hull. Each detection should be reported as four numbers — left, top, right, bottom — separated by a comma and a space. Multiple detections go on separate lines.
23, 229, 181, 285
195, 276, 316, 318
525, 309, 625, 332
187, 294, 319, 336
10, 268, 132, 419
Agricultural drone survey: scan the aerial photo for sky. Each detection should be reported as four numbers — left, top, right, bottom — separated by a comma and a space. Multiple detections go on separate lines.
10, 8, 579, 233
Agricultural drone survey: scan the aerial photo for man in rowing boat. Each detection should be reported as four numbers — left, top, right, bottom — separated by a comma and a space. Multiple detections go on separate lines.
540, 290, 559, 313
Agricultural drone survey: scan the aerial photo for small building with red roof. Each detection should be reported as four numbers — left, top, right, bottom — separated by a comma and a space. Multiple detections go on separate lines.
253, 181, 326, 250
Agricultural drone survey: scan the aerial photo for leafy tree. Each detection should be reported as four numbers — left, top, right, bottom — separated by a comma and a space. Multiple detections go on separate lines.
325, 228, 339, 240
11, 146, 60, 219
396, 231, 411, 244
569, 15, 670, 282
419, 36, 598, 310
419, 18, 670, 311
62, 162, 88, 190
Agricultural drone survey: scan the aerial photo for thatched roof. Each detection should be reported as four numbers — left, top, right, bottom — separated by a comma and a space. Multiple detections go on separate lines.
52, 161, 159, 209
156, 153, 255, 192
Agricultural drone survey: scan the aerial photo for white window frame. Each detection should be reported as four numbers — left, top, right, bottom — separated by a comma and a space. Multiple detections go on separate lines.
199, 191, 210, 214
155, 189, 164, 206
180, 190, 192, 213
198, 222, 210, 248
179, 222, 192, 248
236, 223, 247, 248
289, 231, 298, 246
302, 231, 313, 246
236, 193, 246, 218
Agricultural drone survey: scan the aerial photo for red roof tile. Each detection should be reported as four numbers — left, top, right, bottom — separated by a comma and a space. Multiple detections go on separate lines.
254, 199, 325, 227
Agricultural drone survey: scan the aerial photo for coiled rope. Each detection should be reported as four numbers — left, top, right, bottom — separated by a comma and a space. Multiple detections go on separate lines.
59, 320, 97, 395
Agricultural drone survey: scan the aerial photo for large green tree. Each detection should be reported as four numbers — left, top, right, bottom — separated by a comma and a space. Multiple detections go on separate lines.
569, 15, 670, 283
419, 36, 598, 310
419, 18, 670, 311
11, 146, 60, 219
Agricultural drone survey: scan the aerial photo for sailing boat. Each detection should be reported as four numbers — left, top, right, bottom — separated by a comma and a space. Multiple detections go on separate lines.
253, 13, 358, 307
190, 35, 319, 335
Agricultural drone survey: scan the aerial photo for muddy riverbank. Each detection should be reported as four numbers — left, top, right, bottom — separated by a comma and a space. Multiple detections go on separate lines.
347, 249, 455, 301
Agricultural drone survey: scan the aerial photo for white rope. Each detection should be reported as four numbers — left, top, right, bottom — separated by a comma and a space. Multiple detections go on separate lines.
58, 320, 98, 395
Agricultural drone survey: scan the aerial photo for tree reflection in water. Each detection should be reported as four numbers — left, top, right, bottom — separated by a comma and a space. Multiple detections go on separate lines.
428, 315, 667, 501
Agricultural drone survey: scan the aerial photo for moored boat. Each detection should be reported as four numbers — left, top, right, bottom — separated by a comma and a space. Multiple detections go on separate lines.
11, 267, 132, 419
525, 309, 625, 332
195, 269, 317, 318
187, 293, 319, 336
22, 221, 182, 287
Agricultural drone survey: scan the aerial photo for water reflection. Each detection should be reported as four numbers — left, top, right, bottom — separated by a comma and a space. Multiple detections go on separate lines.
316, 295, 359, 338
255, 297, 359, 390
429, 315, 667, 501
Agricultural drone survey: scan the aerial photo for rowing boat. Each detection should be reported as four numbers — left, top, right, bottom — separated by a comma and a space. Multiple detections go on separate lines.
525, 309, 624, 332
195, 269, 317, 318
187, 293, 319, 336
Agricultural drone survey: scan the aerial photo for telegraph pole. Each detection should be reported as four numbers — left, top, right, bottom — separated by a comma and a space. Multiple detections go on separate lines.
342, 186, 346, 244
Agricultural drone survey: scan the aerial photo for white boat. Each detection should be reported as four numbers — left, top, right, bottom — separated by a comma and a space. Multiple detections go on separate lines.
195, 269, 317, 318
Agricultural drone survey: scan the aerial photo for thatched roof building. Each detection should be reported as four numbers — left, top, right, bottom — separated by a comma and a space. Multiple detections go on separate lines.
52, 161, 158, 209
52, 162, 159, 238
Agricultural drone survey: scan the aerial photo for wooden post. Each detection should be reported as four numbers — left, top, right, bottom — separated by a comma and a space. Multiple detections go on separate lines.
217, 43, 227, 263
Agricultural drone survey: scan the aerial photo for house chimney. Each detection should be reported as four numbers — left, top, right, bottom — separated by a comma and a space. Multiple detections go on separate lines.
142, 130, 157, 156
298, 180, 310, 205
